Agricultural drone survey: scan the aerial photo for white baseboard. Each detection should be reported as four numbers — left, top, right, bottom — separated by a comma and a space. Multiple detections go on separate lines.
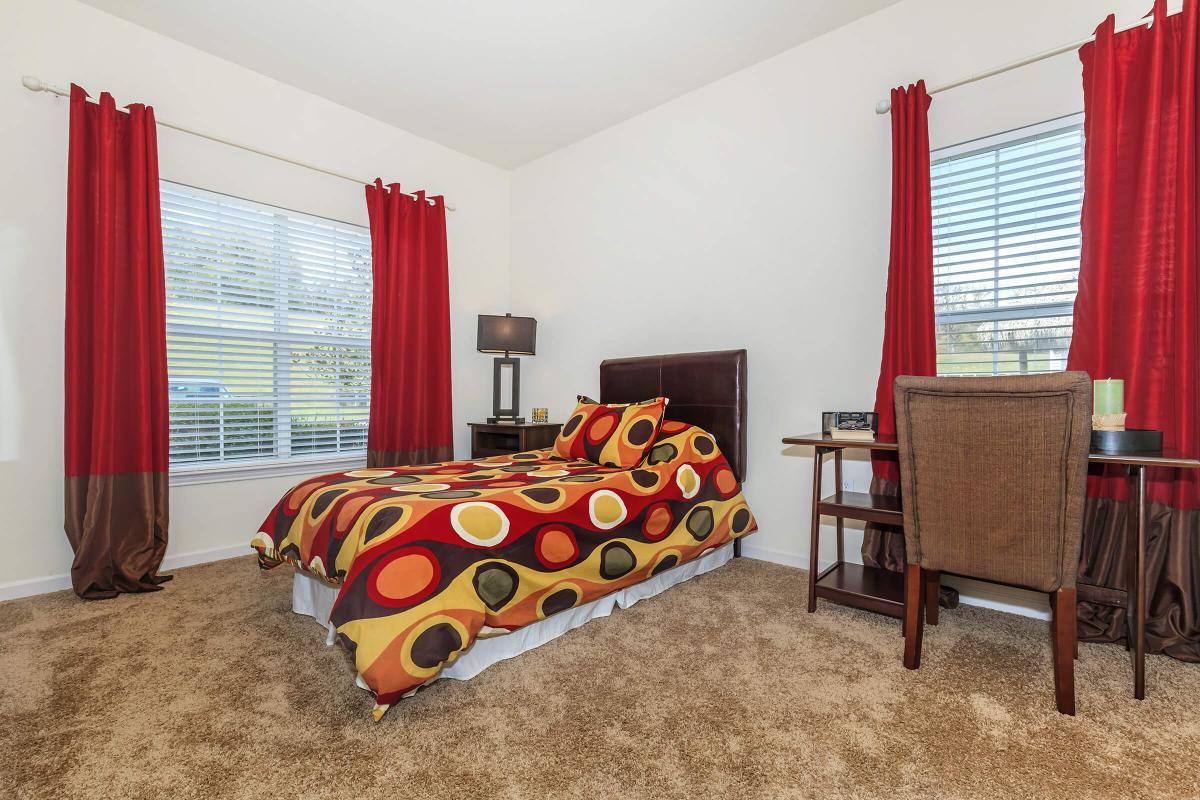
0, 543, 251, 602
0, 573, 74, 602
739, 541, 810, 570
162, 543, 249, 572
739, 540, 1049, 621
945, 576, 1050, 620
1, 536, 1056, 623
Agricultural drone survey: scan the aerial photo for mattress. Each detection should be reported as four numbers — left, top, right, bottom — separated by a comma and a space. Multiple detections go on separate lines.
252, 420, 757, 718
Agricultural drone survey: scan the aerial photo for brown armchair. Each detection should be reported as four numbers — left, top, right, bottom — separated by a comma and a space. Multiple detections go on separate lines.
893, 372, 1092, 715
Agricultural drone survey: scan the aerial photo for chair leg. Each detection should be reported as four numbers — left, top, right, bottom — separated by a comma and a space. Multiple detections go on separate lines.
924, 569, 940, 626
1051, 587, 1077, 716
904, 564, 925, 670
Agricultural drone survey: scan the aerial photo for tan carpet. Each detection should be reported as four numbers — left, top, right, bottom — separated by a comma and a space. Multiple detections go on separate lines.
1, 556, 1198, 800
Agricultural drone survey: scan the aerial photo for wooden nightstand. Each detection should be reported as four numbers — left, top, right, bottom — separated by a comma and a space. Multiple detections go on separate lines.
468, 422, 561, 458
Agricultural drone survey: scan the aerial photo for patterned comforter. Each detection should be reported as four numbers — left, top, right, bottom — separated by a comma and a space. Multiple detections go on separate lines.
252, 420, 756, 718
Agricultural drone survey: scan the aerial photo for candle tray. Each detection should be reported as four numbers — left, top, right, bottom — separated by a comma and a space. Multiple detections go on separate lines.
1091, 428, 1163, 454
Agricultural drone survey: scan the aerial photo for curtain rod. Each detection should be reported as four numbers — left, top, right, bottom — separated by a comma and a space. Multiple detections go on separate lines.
21, 75, 456, 211
874, 9, 1169, 114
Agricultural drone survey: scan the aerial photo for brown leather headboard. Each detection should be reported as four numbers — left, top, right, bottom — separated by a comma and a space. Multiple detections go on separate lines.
600, 349, 748, 482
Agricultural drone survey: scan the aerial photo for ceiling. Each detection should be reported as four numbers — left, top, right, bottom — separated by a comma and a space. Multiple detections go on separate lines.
81, 0, 901, 168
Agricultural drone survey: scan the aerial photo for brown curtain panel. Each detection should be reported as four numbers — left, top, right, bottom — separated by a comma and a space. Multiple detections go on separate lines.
1077, 501, 1200, 660
64, 85, 171, 599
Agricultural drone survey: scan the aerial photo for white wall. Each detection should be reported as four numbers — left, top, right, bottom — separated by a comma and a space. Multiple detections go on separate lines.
0, 0, 1157, 601
509, 0, 1148, 609
0, 0, 510, 595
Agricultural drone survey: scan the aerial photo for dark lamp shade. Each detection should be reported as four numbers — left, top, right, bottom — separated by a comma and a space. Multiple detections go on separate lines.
477, 314, 536, 355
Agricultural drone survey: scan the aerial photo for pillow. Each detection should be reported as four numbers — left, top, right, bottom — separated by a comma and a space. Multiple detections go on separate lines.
553, 395, 668, 469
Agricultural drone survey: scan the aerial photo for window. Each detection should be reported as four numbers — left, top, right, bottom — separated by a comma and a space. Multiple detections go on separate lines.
931, 116, 1084, 376
161, 182, 372, 478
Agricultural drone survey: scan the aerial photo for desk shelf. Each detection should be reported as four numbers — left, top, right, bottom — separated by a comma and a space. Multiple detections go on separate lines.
792, 440, 918, 624
814, 562, 905, 619
817, 491, 902, 525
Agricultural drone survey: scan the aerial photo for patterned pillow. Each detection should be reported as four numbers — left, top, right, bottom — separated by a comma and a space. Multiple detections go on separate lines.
553, 395, 668, 469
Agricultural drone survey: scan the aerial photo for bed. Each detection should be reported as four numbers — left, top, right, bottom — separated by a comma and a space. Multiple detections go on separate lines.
252, 349, 755, 720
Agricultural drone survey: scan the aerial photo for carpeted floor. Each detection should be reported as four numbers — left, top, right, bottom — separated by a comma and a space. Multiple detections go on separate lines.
1, 556, 1198, 800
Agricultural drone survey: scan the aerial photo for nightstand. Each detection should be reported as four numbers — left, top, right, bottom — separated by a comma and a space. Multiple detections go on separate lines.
468, 422, 561, 458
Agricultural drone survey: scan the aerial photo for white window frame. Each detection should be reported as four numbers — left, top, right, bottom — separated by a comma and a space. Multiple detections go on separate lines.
931, 113, 1084, 377
162, 182, 372, 485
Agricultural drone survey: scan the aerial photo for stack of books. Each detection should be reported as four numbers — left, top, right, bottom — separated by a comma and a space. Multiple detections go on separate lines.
829, 426, 875, 442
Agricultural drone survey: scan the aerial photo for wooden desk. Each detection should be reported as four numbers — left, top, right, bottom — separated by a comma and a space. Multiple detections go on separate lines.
783, 432, 1200, 700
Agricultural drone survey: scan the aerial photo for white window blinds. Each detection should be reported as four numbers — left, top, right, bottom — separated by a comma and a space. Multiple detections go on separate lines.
931, 117, 1084, 376
161, 182, 372, 473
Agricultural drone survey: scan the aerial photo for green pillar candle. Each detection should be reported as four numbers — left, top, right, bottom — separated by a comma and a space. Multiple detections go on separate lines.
1094, 379, 1125, 416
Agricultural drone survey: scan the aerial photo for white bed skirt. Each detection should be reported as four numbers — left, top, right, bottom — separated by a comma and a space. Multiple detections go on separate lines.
292, 541, 734, 687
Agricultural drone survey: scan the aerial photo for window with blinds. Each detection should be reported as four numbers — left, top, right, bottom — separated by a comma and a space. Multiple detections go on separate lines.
161, 182, 372, 474
931, 117, 1084, 376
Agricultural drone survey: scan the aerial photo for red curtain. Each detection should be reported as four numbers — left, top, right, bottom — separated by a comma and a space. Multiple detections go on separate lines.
1069, 0, 1200, 660
1070, 0, 1200, 509
64, 85, 170, 599
872, 81, 937, 482
364, 181, 454, 467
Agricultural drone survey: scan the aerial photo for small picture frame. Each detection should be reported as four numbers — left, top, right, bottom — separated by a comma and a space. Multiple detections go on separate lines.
531, 407, 549, 424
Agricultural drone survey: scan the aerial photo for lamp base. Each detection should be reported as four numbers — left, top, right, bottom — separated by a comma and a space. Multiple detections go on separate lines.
491, 356, 522, 424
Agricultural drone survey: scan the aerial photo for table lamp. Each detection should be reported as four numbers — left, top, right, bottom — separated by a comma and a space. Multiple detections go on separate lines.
477, 313, 536, 423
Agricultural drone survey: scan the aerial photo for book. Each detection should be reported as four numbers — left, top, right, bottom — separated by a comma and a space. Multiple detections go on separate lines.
829, 428, 875, 442
822, 411, 878, 441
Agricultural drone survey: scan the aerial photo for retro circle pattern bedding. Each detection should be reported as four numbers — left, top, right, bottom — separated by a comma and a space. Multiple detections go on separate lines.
552, 395, 668, 468
252, 421, 756, 718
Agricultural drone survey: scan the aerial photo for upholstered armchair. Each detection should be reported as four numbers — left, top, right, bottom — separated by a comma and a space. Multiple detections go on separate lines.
893, 372, 1092, 715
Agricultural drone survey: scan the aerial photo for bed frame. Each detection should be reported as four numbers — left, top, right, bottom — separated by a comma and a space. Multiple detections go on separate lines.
288, 348, 752, 716
600, 349, 749, 556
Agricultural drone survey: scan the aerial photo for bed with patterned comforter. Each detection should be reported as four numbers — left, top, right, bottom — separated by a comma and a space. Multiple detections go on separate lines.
252, 420, 756, 719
